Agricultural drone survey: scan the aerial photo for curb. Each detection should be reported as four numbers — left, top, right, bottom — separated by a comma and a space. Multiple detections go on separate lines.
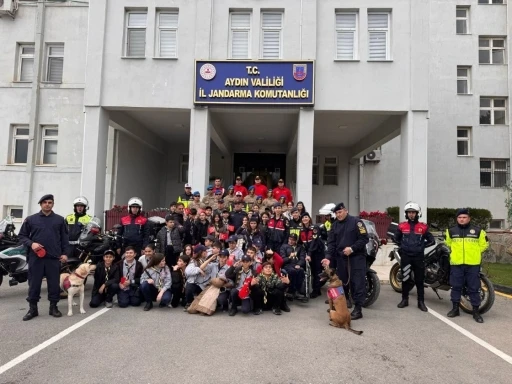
494, 283, 512, 295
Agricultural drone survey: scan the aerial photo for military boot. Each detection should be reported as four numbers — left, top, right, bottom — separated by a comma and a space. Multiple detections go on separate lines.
472, 306, 484, 323
23, 302, 39, 321
49, 302, 62, 318
447, 302, 460, 318
351, 305, 363, 320
397, 298, 409, 308
417, 301, 428, 312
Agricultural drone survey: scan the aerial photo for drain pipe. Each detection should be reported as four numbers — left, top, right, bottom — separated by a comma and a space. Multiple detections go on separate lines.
24, 0, 46, 215
359, 158, 365, 212
507, 3, 512, 228
300, 0, 303, 59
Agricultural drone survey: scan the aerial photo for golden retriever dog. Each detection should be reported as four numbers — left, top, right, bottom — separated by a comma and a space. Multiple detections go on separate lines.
319, 268, 363, 335
60, 263, 96, 317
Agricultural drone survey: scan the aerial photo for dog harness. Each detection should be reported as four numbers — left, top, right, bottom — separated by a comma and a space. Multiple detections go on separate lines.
62, 272, 86, 293
327, 286, 345, 300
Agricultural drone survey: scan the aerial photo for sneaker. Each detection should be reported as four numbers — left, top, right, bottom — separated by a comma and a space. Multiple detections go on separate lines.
253, 308, 263, 315
273, 308, 282, 315
229, 308, 238, 316
281, 301, 291, 313
105, 301, 113, 308
183, 304, 190, 312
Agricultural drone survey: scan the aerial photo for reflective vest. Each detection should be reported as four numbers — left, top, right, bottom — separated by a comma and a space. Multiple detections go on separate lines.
66, 213, 92, 242
445, 225, 488, 266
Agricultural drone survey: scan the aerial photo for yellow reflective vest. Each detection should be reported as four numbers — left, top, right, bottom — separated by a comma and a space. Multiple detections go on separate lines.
445, 225, 488, 266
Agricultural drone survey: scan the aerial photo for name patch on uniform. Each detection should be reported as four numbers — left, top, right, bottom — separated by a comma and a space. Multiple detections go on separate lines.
327, 286, 345, 300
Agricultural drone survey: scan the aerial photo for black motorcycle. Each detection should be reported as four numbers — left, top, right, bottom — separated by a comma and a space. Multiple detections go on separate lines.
0, 217, 19, 253
388, 230, 495, 314
362, 219, 382, 307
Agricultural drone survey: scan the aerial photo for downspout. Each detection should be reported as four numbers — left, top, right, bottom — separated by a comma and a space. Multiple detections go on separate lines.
359, 158, 365, 212
24, 0, 46, 214
300, 0, 303, 59
507, 2, 512, 228
209, 0, 214, 59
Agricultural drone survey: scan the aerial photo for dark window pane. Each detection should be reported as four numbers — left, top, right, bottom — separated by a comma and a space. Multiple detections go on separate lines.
495, 172, 507, 187
456, 20, 467, 34
323, 175, 338, 186
457, 141, 468, 155
10, 208, 23, 219
480, 160, 492, 169
457, 80, 468, 94
457, 129, 469, 138
480, 172, 491, 187
494, 111, 506, 124
492, 49, 504, 64
14, 139, 28, 163
479, 50, 490, 64
480, 110, 491, 124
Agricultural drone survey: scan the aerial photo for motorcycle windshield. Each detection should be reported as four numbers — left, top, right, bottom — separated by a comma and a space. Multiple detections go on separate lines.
79, 217, 102, 240
0, 216, 13, 233
362, 219, 378, 238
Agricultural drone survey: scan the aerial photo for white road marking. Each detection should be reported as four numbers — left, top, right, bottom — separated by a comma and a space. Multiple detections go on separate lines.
0, 308, 110, 376
428, 307, 512, 365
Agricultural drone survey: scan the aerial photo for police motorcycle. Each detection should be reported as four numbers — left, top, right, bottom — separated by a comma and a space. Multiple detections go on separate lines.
147, 215, 166, 249
388, 224, 495, 314
317, 204, 382, 308
0, 216, 19, 252
72, 217, 115, 266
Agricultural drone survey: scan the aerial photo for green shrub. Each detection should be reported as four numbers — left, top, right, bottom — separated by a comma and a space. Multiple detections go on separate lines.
386, 207, 492, 230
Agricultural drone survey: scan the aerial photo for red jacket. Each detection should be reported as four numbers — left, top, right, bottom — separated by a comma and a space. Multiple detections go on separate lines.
253, 184, 268, 198
256, 252, 283, 276
234, 185, 248, 198
273, 187, 293, 203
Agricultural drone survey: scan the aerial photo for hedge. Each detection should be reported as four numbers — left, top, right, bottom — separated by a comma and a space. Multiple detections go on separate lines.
386, 207, 492, 230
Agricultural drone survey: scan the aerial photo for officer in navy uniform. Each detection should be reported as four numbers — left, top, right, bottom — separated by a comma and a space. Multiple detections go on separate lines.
18, 194, 69, 321
322, 202, 369, 320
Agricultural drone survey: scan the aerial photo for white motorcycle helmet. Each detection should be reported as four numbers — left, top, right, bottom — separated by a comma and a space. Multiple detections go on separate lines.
128, 197, 143, 211
404, 201, 422, 219
319, 203, 336, 218
73, 196, 89, 209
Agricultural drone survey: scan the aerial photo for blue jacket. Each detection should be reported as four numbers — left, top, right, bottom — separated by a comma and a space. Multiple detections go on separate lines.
19, 211, 69, 259
327, 215, 369, 259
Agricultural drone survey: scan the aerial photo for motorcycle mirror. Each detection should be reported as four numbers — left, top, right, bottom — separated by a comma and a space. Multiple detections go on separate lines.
90, 227, 101, 235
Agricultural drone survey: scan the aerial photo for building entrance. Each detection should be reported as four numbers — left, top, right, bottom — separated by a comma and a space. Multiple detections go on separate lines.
233, 153, 286, 189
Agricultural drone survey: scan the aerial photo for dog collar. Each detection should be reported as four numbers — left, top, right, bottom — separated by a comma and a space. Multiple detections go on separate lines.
74, 272, 86, 279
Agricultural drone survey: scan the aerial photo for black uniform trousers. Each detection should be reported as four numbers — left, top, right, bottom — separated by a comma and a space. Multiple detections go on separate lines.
450, 265, 481, 307
335, 253, 366, 307
27, 256, 61, 304
89, 284, 120, 308
400, 253, 425, 301
164, 245, 180, 267
118, 286, 141, 307
283, 266, 305, 294
250, 285, 285, 310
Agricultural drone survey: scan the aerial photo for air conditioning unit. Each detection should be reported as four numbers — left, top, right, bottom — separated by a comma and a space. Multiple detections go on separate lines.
0, 0, 18, 18
364, 150, 382, 163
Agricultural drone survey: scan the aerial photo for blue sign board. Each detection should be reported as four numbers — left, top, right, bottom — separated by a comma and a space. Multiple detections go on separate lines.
194, 60, 314, 105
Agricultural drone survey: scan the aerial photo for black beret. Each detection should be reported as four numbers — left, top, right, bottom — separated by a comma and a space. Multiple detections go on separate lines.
456, 208, 470, 217
333, 202, 346, 212
38, 194, 54, 204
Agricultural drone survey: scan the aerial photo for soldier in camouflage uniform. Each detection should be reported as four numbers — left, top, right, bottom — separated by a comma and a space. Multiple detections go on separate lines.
188, 191, 203, 212
244, 186, 257, 209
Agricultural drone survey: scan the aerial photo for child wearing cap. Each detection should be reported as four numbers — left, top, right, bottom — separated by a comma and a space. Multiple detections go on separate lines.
225, 255, 257, 316
90, 250, 120, 308
251, 262, 290, 315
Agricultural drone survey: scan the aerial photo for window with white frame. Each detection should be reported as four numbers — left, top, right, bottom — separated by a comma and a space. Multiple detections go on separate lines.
312, 156, 319, 185
10, 126, 29, 164
480, 97, 507, 125
125, 11, 147, 57
45, 44, 64, 83
456, 7, 469, 34
260, 12, 283, 59
40, 126, 58, 165
17, 44, 35, 82
335, 12, 358, 60
457, 127, 471, 156
479, 37, 505, 64
368, 12, 390, 60
157, 11, 178, 58
480, 159, 509, 188
478, 0, 505, 4
180, 154, 189, 183
457, 66, 471, 94
6, 206, 24, 222
229, 12, 251, 59
323, 157, 338, 185
489, 219, 505, 229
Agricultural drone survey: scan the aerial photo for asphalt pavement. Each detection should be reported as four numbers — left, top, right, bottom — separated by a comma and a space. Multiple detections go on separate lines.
0, 278, 511, 384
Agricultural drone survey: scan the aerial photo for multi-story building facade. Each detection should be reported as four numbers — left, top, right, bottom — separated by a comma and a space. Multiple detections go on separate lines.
0, 0, 510, 228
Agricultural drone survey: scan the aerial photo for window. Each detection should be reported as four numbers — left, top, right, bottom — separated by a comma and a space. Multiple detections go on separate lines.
480, 97, 506, 125
229, 12, 251, 59
40, 126, 58, 165
157, 11, 178, 58
335, 12, 358, 60
125, 11, 147, 57
457, 66, 471, 94
456, 7, 469, 34
368, 12, 390, 60
457, 127, 471, 156
11, 126, 29, 164
489, 219, 505, 229
312, 156, 319, 185
478, 0, 505, 4
479, 37, 505, 64
7, 206, 24, 222
480, 159, 509, 188
323, 157, 338, 185
180, 154, 189, 183
260, 12, 283, 59
17, 44, 35, 82
45, 44, 64, 83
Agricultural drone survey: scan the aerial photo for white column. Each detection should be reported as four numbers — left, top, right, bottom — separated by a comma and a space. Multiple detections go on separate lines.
400, 112, 429, 222
80, 107, 110, 219
188, 107, 211, 194
296, 109, 314, 211
348, 160, 360, 213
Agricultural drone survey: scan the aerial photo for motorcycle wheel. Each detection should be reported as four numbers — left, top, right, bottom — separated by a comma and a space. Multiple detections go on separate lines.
459, 275, 496, 315
389, 263, 403, 293
363, 271, 381, 307
0, 273, 3, 287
